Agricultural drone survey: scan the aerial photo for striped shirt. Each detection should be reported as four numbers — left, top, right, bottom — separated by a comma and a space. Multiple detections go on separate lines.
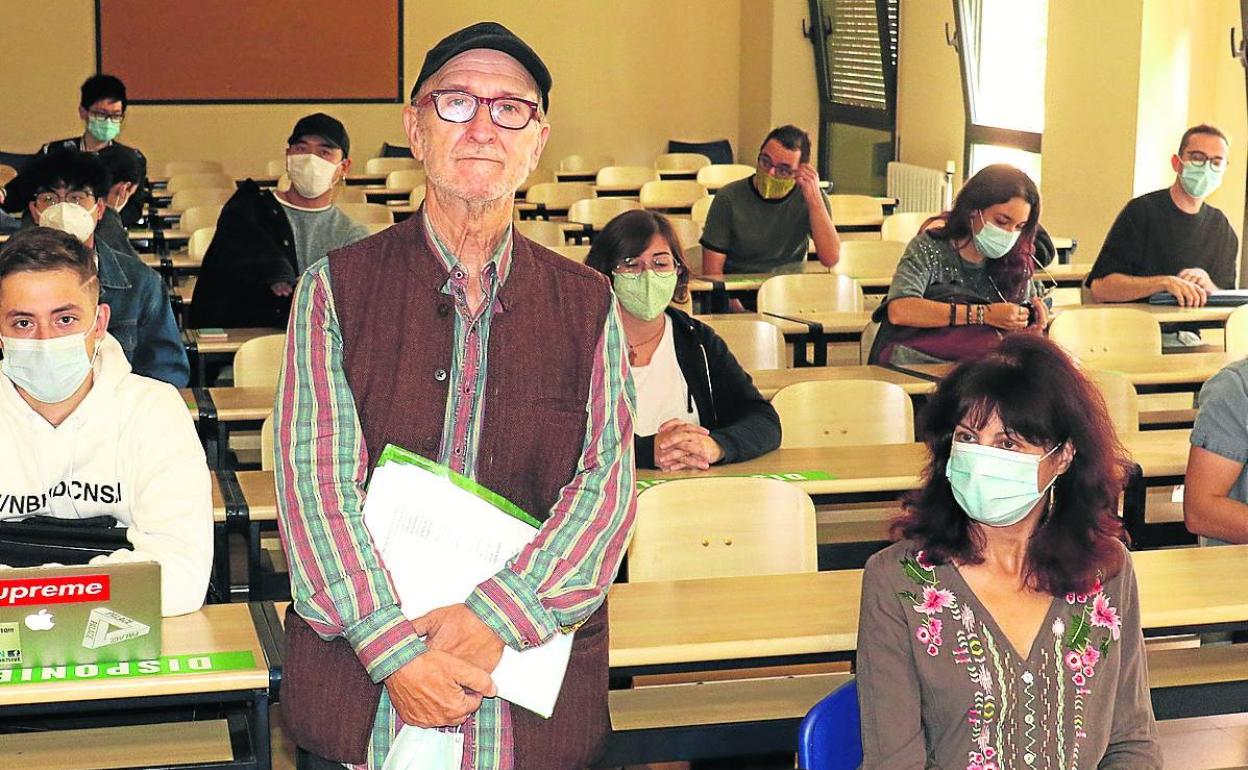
273, 215, 636, 769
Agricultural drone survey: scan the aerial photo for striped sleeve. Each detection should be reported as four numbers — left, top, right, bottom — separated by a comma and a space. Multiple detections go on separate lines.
273, 260, 426, 681
465, 301, 637, 648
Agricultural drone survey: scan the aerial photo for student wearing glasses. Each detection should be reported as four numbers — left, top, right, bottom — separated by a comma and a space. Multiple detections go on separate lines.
1087, 124, 1237, 309
700, 125, 841, 279
21, 75, 149, 228
586, 210, 781, 470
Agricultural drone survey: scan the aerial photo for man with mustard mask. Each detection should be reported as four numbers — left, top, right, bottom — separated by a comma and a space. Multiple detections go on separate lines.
700, 125, 841, 281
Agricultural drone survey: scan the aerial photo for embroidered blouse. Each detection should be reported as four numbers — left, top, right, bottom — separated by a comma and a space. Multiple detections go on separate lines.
856, 539, 1162, 770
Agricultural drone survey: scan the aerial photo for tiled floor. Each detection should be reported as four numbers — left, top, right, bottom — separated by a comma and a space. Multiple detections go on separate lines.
269, 711, 1248, 769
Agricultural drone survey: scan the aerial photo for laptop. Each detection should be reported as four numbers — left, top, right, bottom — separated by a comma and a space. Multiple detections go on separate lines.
1149, 289, 1248, 306
0, 562, 162, 669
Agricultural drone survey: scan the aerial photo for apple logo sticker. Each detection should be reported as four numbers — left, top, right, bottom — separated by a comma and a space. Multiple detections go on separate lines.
24, 610, 55, 631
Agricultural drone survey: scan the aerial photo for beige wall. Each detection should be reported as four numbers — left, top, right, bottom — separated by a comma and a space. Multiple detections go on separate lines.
737, 0, 821, 165
896, 0, 964, 188
1042, 0, 1143, 262
738, 0, 776, 162
0, 1, 741, 176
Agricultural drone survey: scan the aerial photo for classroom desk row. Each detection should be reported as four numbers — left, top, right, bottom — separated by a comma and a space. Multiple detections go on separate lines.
607, 544, 1248, 673
181, 344, 1212, 469
705, 303, 1238, 367
210, 426, 1192, 599
0, 601, 281, 770
3, 542, 1237, 770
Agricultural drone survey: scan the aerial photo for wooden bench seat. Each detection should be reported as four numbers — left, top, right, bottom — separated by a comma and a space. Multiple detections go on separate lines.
0, 719, 234, 770
603, 644, 1248, 765
600, 672, 850, 766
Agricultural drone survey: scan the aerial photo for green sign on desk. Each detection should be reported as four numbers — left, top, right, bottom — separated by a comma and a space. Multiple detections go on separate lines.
0, 650, 256, 686
636, 470, 833, 491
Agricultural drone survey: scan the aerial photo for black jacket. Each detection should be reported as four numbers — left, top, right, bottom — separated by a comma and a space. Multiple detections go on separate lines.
636, 308, 782, 468
187, 180, 296, 329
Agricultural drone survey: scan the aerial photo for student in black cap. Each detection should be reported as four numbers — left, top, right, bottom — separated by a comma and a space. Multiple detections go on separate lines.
277, 21, 634, 770
187, 113, 368, 330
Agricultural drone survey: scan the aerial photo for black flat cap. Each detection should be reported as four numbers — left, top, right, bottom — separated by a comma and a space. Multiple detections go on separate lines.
287, 113, 350, 158
411, 22, 551, 111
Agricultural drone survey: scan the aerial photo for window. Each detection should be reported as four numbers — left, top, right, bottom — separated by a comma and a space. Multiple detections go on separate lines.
808, 0, 900, 194
954, 0, 1048, 181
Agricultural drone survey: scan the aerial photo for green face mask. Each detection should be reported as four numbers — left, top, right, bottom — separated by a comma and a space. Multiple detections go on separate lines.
613, 270, 678, 321
754, 169, 796, 200
87, 116, 121, 143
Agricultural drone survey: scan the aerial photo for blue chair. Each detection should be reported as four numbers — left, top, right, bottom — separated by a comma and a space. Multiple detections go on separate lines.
797, 678, 863, 770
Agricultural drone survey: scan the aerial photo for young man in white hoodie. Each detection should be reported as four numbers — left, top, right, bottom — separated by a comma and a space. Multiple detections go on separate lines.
0, 227, 212, 616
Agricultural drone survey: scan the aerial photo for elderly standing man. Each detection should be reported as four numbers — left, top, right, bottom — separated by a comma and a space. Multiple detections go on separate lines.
274, 22, 636, 770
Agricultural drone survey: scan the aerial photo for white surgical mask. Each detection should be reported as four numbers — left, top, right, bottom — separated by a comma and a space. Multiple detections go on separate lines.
38, 202, 98, 243
946, 440, 1062, 527
286, 153, 341, 199
1, 311, 102, 404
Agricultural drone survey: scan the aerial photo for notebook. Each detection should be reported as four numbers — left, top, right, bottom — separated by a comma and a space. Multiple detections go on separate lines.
1148, 289, 1248, 306
0, 562, 162, 669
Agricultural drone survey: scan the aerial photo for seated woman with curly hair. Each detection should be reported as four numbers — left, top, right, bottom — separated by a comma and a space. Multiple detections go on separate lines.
855, 334, 1161, 769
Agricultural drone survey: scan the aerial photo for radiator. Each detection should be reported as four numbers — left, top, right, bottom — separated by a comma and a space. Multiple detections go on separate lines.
887, 162, 953, 213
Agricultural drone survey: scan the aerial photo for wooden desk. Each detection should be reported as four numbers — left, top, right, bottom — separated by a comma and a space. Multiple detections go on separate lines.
362, 185, 416, 203
214, 470, 281, 601
345, 173, 387, 186
1043, 262, 1088, 287
183, 327, 281, 387
749, 365, 934, 399
181, 387, 274, 468
635, 430, 1188, 500
1064, 303, 1236, 329
1085, 352, 1233, 392
693, 310, 872, 366
894, 352, 1232, 394
0, 602, 277, 769
607, 543, 1248, 673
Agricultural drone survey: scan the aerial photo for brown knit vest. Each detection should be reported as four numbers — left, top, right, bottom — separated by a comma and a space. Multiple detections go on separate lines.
281, 214, 616, 767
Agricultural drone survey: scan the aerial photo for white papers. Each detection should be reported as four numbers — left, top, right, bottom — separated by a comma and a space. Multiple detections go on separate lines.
363, 452, 573, 718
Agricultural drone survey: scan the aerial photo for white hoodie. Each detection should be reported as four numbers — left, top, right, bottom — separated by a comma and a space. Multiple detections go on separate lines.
0, 333, 213, 616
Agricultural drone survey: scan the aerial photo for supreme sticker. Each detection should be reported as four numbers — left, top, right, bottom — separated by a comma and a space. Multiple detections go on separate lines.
0, 575, 110, 607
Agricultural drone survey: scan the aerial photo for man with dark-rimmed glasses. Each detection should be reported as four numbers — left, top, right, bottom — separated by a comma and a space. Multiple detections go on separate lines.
275, 21, 635, 770
701, 124, 841, 283
26, 75, 148, 228
1088, 124, 1238, 311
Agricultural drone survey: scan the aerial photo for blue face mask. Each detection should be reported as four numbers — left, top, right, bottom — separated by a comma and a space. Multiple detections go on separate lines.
1179, 161, 1223, 199
1, 312, 101, 404
946, 440, 1062, 527
973, 211, 1020, 260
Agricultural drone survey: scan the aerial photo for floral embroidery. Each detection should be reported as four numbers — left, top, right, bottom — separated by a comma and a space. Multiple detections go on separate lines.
898, 552, 1123, 770
1059, 573, 1120, 767
899, 552, 951, 657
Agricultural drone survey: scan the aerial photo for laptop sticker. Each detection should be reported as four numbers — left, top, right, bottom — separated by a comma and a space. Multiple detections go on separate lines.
82, 607, 151, 650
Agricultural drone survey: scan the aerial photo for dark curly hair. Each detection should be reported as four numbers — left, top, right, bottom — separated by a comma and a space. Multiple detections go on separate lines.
892, 334, 1128, 595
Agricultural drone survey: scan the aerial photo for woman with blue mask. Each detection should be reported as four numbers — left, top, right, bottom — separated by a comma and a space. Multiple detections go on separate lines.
855, 334, 1161, 769
584, 210, 780, 471
869, 164, 1051, 366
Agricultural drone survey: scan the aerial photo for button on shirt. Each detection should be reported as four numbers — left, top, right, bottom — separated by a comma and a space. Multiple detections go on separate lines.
273, 212, 636, 770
